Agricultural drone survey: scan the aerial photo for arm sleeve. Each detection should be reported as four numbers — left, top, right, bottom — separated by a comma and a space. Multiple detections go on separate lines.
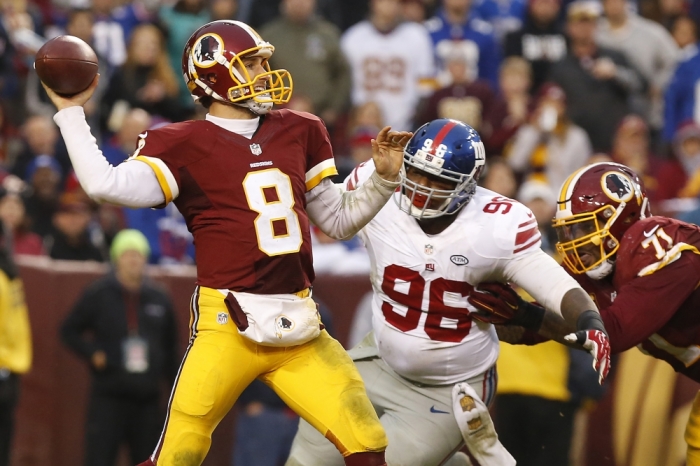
500, 248, 581, 316
305, 172, 399, 240
602, 252, 700, 354
60, 289, 100, 361
53, 106, 168, 208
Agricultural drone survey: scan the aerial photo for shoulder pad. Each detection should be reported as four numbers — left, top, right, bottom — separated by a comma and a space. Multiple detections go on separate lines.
468, 191, 541, 259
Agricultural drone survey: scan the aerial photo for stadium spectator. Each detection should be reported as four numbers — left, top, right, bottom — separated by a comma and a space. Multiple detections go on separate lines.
549, 0, 645, 152
158, 0, 210, 107
610, 114, 672, 203
0, 215, 31, 466
91, 0, 127, 70
472, 0, 527, 42
261, 0, 351, 128
12, 115, 69, 186
101, 24, 187, 134
486, 56, 532, 155
102, 108, 152, 166
112, 0, 162, 41
480, 156, 518, 198
671, 15, 698, 52
664, 35, 700, 141
341, 0, 435, 131
209, 0, 238, 20
23, 154, 62, 238
416, 47, 498, 136
597, 0, 679, 139
503, 0, 566, 93
505, 82, 592, 192
0, 184, 45, 256
425, 0, 501, 88
46, 193, 104, 262
60, 229, 178, 466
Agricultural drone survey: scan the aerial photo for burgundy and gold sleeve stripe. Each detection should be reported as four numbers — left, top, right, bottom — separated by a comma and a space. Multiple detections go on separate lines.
129, 155, 180, 204
305, 159, 338, 191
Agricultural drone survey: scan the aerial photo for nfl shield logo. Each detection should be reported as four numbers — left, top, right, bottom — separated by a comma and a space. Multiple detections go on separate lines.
250, 143, 262, 156
425, 244, 434, 255
217, 312, 228, 325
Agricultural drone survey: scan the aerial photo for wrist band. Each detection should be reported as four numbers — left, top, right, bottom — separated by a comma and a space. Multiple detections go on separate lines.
576, 310, 607, 335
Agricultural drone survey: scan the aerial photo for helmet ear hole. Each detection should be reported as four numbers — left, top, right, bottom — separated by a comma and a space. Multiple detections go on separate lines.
205, 73, 217, 83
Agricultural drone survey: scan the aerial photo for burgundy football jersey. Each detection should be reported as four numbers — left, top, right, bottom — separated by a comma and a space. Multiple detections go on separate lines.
132, 109, 338, 293
570, 217, 700, 382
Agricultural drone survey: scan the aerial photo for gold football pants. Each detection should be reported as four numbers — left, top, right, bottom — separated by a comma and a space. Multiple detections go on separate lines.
686, 391, 700, 466
151, 286, 387, 465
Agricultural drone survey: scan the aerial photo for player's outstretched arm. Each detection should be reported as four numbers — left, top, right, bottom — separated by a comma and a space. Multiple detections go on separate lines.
469, 277, 611, 384
306, 127, 412, 240
41, 78, 166, 208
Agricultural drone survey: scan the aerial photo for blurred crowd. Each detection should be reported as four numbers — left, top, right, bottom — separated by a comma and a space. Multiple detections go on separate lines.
0, 0, 690, 251
0, 0, 698, 273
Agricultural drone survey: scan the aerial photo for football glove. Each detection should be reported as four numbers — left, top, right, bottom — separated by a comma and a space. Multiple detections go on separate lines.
564, 329, 611, 385
467, 282, 545, 330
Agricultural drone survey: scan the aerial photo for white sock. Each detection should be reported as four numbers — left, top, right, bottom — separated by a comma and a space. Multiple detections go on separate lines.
451, 383, 516, 466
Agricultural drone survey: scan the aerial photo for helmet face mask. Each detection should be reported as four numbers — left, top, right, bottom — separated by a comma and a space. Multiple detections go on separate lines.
396, 119, 486, 219
553, 162, 650, 277
554, 204, 619, 274
183, 20, 293, 114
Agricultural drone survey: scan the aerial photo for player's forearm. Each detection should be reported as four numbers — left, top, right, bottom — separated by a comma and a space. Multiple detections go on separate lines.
560, 288, 606, 335
503, 249, 580, 317
306, 172, 399, 240
53, 106, 165, 207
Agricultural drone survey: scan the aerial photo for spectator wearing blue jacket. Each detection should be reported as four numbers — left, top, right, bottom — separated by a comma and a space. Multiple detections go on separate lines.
664, 44, 700, 142
425, 0, 502, 89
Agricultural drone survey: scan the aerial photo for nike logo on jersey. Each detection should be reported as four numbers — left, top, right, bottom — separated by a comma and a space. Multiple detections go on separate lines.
643, 225, 660, 237
430, 406, 449, 414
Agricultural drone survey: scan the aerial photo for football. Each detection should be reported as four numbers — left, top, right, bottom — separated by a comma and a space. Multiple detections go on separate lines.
34, 35, 98, 97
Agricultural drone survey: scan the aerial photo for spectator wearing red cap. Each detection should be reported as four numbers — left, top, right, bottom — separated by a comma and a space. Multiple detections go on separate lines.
505, 82, 592, 192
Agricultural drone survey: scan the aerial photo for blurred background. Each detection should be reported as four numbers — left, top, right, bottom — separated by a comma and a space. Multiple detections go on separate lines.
0, 0, 698, 464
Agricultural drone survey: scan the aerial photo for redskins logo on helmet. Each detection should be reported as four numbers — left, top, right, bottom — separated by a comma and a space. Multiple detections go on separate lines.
181, 20, 293, 115
601, 171, 634, 203
553, 162, 650, 279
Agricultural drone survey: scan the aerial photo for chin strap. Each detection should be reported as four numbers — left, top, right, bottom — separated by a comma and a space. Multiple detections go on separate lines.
585, 259, 614, 279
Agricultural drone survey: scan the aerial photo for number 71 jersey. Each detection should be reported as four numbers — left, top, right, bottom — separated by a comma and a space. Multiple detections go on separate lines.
347, 161, 542, 385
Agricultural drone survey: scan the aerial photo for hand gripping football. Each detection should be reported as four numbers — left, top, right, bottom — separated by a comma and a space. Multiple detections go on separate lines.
34, 35, 98, 96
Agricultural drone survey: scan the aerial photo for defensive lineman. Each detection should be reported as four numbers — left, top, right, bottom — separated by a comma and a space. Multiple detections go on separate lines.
287, 119, 611, 466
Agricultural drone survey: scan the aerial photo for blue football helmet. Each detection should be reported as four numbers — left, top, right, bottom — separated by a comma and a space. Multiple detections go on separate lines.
396, 119, 486, 219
